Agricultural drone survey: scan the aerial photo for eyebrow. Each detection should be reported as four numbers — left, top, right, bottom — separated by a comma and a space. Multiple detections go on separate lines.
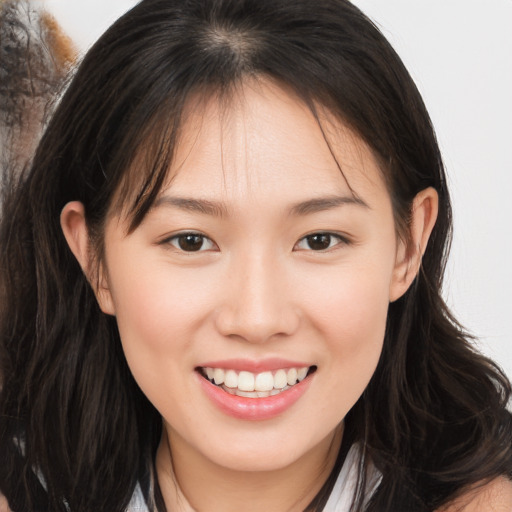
289, 195, 369, 215
152, 194, 369, 217
152, 196, 228, 217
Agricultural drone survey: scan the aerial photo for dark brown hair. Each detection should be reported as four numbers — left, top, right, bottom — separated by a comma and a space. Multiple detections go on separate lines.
1, 0, 511, 511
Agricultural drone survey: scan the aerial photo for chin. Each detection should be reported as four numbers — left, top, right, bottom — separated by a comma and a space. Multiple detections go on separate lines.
209, 448, 302, 473
198, 428, 336, 474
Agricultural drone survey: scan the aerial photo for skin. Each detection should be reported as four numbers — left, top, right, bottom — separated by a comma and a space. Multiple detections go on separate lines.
61, 80, 445, 511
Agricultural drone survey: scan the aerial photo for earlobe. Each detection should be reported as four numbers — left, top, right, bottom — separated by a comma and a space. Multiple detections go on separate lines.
60, 201, 116, 315
389, 187, 439, 302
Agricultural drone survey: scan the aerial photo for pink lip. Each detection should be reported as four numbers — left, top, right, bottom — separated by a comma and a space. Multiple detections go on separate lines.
198, 358, 310, 373
197, 370, 313, 421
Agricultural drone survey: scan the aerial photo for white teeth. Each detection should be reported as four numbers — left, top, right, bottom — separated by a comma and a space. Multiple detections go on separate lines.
224, 369, 238, 388
254, 371, 274, 391
213, 368, 225, 385
238, 371, 255, 391
297, 367, 308, 381
273, 369, 288, 389
287, 368, 298, 386
221, 386, 291, 398
203, 366, 311, 394
236, 390, 257, 397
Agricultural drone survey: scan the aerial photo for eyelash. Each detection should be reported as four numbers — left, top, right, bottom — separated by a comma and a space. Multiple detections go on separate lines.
161, 231, 350, 253
162, 232, 217, 252
294, 232, 350, 252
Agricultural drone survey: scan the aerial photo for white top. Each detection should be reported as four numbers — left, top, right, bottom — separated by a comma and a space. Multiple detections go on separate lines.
323, 444, 380, 511
126, 444, 381, 512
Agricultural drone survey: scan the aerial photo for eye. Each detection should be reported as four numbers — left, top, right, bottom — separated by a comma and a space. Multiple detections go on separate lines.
165, 232, 216, 252
294, 232, 348, 251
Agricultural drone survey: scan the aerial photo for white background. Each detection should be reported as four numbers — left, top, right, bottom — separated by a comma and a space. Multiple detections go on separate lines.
43, 0, 512, 380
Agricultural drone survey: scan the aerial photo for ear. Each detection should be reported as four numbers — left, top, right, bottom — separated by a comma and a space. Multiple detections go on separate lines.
389, 187, 439, 302
60, 201, 116, 315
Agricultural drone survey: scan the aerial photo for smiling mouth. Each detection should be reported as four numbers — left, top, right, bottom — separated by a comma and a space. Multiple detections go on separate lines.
197, 366, 317, 398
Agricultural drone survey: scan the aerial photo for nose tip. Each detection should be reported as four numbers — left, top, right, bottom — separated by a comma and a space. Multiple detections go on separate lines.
215, 305, 299, 344
214, 261, 300, 343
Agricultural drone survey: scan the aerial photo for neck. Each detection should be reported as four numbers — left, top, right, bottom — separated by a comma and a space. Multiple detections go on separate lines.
156, 423, 343, 512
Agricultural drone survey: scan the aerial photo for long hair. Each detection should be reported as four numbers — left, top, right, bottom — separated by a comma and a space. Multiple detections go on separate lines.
1, 1, 511, 511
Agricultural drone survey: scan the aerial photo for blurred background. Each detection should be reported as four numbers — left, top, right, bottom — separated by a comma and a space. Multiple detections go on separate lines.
30, 0, 512, 380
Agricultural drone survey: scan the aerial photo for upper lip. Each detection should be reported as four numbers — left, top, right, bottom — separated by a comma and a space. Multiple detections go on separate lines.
197, 358, 312, 373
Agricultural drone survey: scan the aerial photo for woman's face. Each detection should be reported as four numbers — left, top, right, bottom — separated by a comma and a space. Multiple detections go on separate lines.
96, 81, 412, 473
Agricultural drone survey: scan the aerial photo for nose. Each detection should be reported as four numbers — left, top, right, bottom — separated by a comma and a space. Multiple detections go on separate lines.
214, 253, 300, 343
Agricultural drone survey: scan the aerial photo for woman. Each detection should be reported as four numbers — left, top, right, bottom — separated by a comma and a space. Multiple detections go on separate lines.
1, 0, 511, 510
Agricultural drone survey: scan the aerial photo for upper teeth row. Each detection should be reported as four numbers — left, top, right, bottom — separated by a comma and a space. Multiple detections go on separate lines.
204, 367, 309, 392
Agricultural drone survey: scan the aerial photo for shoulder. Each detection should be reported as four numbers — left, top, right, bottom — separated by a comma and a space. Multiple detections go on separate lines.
437, 477, 512, 512
0, 493, 12, 512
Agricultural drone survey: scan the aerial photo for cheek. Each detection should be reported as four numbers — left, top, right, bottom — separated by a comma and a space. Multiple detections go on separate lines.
300, 260, 392, 397
105, 262, 208, 418
303, 258, 391, 336
107, 258, 213, 349
104, 254, 231, 414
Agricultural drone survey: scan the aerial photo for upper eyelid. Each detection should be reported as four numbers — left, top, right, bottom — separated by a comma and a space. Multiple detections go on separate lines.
159, 230, 209, 242
298, 231, 350, 242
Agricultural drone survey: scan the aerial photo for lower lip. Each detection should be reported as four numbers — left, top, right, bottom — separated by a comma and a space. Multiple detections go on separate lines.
197, 372, 313, 421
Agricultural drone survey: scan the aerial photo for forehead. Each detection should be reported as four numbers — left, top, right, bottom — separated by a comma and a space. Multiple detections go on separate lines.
158, 79, 389, 211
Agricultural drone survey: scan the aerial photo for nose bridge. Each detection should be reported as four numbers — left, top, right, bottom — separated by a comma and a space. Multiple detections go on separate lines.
215, 248, 299, 343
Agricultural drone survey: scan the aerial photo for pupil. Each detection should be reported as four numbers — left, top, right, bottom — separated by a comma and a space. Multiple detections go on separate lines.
307, 234, 331, 250
179, 234, 203, 251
